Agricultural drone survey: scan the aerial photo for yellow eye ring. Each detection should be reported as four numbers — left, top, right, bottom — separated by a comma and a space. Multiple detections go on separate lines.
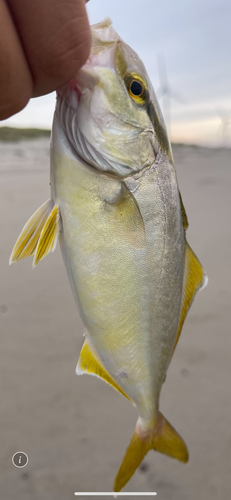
125, 74, 147, 104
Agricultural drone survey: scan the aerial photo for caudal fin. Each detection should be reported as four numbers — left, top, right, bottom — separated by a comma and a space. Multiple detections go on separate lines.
114, 412, 188, 492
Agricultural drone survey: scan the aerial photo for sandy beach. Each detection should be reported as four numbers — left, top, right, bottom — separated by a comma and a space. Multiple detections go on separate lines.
0, 137, 231, 499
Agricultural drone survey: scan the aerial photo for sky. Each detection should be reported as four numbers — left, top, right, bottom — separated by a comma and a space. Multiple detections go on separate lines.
1, 0, 231, 147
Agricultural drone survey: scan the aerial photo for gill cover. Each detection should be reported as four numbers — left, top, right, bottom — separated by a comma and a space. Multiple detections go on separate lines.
56, 18, 172, 178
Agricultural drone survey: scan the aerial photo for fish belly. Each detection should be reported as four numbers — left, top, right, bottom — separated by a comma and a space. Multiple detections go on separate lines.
52, 147, 184, 421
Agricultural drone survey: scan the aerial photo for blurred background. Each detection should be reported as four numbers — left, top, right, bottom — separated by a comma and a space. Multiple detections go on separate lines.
0, 1, 231, 499
1, 0, 231, 147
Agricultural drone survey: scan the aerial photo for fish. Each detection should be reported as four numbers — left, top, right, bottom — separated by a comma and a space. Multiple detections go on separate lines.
10, 18, 208, 492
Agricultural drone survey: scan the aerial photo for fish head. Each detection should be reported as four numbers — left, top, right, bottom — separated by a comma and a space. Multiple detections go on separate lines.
55, 18, 172, 177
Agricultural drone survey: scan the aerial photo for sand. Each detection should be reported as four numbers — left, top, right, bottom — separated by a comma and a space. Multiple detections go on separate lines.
0, 138, 231, 499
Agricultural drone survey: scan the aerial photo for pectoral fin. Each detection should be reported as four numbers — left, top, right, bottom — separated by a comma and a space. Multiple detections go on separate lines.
117, 183, 146, 249
76, 339, 130, 401
105, 182, 146, 249
10, 200, 60, 267
172, 241, 208, 357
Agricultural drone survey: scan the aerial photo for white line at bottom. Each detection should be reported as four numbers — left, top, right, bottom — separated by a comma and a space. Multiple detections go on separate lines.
74, 493, 157, 496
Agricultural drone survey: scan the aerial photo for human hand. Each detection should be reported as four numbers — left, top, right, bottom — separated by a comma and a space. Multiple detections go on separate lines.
0, 0, 91, 119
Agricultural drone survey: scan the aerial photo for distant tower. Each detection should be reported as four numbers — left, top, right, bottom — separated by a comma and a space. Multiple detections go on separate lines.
217, 110, 231, 147
156, 55, 183, 140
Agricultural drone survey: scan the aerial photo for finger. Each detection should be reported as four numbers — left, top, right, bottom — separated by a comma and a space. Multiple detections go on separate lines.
0, 0, 32, 119
7, 0, 91, 97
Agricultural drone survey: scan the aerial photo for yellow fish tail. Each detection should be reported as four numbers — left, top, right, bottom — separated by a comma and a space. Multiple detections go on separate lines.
114, 412, 188, 492
9, 200, 60, 267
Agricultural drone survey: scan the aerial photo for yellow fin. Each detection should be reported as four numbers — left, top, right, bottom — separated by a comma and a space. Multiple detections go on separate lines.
10, 200, 60, 267
33, 204, 60, 267
9, 200, 52, 264
114, 412, 188, 492
172, 241, 208, 357
76, 340, 130, 401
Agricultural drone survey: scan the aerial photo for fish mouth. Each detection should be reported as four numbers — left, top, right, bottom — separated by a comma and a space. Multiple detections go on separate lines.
57, 63, 102, 114
90, 17, 120, 55
76, 67, 100, 90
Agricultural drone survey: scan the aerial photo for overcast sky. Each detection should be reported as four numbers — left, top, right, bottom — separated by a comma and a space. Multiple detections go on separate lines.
1, 0, 231, 146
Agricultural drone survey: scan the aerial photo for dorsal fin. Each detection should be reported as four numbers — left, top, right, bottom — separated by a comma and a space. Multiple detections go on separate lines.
171, 241, 208, 357
76, 339, 130, 401
9, 200, 60, 267
33, 204, 60, 266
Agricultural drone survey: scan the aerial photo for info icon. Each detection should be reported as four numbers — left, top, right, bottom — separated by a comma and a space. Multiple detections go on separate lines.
12, 452, 28, 468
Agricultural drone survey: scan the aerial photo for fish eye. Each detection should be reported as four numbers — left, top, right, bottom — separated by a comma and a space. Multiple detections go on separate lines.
130, 81, 143, 96
125, 74, 147, 104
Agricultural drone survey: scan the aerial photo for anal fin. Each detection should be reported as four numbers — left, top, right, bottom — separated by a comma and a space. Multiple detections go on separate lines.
76, 339, 130, 401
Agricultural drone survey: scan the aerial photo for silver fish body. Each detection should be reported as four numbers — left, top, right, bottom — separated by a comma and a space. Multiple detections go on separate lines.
51, 115, 184, 423
10, 17, 207, 492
